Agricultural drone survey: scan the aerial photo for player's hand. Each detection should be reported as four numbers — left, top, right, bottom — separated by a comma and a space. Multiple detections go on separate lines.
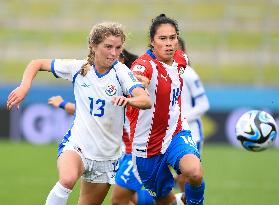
48, 96, 64, 108
7, 86, 28, 110
135, 75, 150, 88
111, 96, 129, 107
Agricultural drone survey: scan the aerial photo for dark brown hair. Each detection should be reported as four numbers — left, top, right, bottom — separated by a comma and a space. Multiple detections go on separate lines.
149, 14, 179, 49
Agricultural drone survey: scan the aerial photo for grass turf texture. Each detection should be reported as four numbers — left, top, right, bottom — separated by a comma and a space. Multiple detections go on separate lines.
0, 141, 278, 205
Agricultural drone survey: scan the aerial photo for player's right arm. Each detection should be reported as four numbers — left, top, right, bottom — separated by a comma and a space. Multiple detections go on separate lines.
131, 58, 152, 88
7, 59, 52, 110
134, 75, 150, 88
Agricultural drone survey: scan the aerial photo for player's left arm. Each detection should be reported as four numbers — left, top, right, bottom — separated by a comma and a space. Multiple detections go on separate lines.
128, 86, 151, 109
111, 87, 151, 110
182, 67, 210, 122
185, 94, 210, 122
111, 62, 151, 109
48, 96, 75, 115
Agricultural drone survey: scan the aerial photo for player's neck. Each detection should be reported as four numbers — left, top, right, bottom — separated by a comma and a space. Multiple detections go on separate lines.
154, 55, 173, 66
94, 64, 111, 75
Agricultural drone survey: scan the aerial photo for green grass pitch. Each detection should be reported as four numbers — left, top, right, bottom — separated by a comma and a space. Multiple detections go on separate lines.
0, 141, 278, 205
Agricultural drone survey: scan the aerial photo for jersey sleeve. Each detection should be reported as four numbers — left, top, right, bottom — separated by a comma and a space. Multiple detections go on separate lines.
174, 49, 189, 67
115, 62, 144, 96
131, 58, 153, 81
181, 65, 210, 122
51, 59, 85, 81
182, 65, 205, 98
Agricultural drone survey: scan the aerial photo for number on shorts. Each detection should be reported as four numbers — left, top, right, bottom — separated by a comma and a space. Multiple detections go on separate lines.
181, 135, 196, 148
120, 160, 133, 183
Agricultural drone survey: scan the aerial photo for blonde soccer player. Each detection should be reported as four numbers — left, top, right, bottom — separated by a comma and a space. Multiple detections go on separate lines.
7, 22, 151, 205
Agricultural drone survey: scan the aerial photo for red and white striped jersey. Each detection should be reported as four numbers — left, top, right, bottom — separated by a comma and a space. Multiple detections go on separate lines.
128, 49, 189, 158
122, 110, 132, 154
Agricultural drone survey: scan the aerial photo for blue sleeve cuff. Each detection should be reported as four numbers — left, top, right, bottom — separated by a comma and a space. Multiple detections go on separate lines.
194, 92, 205, 99
51, 59, 59, 78
128, 84, 145, 96
59, 101, 67, 109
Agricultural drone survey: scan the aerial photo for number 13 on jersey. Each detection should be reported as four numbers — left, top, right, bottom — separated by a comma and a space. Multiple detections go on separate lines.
88, 97, 106, 117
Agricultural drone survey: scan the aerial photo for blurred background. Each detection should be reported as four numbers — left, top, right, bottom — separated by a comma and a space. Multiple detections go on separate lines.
1, 0, 278, 146
0, 0, 279, 204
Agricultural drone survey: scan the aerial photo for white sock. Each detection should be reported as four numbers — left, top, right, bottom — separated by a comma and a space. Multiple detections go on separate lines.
45, 182, 72, 205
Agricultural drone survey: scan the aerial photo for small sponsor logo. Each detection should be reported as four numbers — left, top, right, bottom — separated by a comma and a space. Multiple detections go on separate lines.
112, 160, 119, 172
81, 82, 91, 87
161, 74, 168, 81
133, 64, 146, 72
128, 72, 137, 82
179, 67, 186, 75
136, 148, 146, 153
73, 146, 82, 154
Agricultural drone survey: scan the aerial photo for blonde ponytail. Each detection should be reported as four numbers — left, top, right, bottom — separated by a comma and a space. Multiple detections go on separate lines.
80, 45, 94, 76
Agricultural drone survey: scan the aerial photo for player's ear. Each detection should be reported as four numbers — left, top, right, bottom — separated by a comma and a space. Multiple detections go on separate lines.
91, 44, 97, 53
150, 39, 154, 48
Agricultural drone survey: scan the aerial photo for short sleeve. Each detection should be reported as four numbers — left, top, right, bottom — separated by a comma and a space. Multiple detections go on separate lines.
182, 66, 205, 98
51, 59, 86, 81
131, 58, 153, 81
114, 62, 144, 96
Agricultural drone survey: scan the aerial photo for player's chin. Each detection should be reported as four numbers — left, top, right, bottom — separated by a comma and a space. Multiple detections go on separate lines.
107, 59, 117, 66
162, 55, 173, 62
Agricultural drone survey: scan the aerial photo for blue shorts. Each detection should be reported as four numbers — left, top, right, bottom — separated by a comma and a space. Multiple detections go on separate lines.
115, 154, 142, 191
135, 130, 200, 199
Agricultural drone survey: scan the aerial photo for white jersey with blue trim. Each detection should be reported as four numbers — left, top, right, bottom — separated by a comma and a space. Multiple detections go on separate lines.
51, 59, 143, 161
181, 65, 209, 143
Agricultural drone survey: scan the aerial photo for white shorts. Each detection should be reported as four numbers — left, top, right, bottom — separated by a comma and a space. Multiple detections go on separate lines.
61, 143, 119, 184
189, 121, 203, 143
188, 121, 204, 153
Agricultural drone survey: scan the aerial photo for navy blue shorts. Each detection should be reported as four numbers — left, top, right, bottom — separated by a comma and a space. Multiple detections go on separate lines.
135, 130, 200, 199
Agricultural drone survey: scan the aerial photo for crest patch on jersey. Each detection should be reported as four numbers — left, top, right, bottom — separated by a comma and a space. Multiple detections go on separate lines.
179, 67, 186, 75
133, 64, 146, 72
105, 84, 117, 96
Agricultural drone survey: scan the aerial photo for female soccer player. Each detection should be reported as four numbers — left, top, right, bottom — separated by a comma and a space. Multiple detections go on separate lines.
178, 37, 210, 152
129, 14, 205, 205
174, 36, 210, 203
47, 49, 139, 116
48, 49, 154, 205
7, 22, 151, 205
